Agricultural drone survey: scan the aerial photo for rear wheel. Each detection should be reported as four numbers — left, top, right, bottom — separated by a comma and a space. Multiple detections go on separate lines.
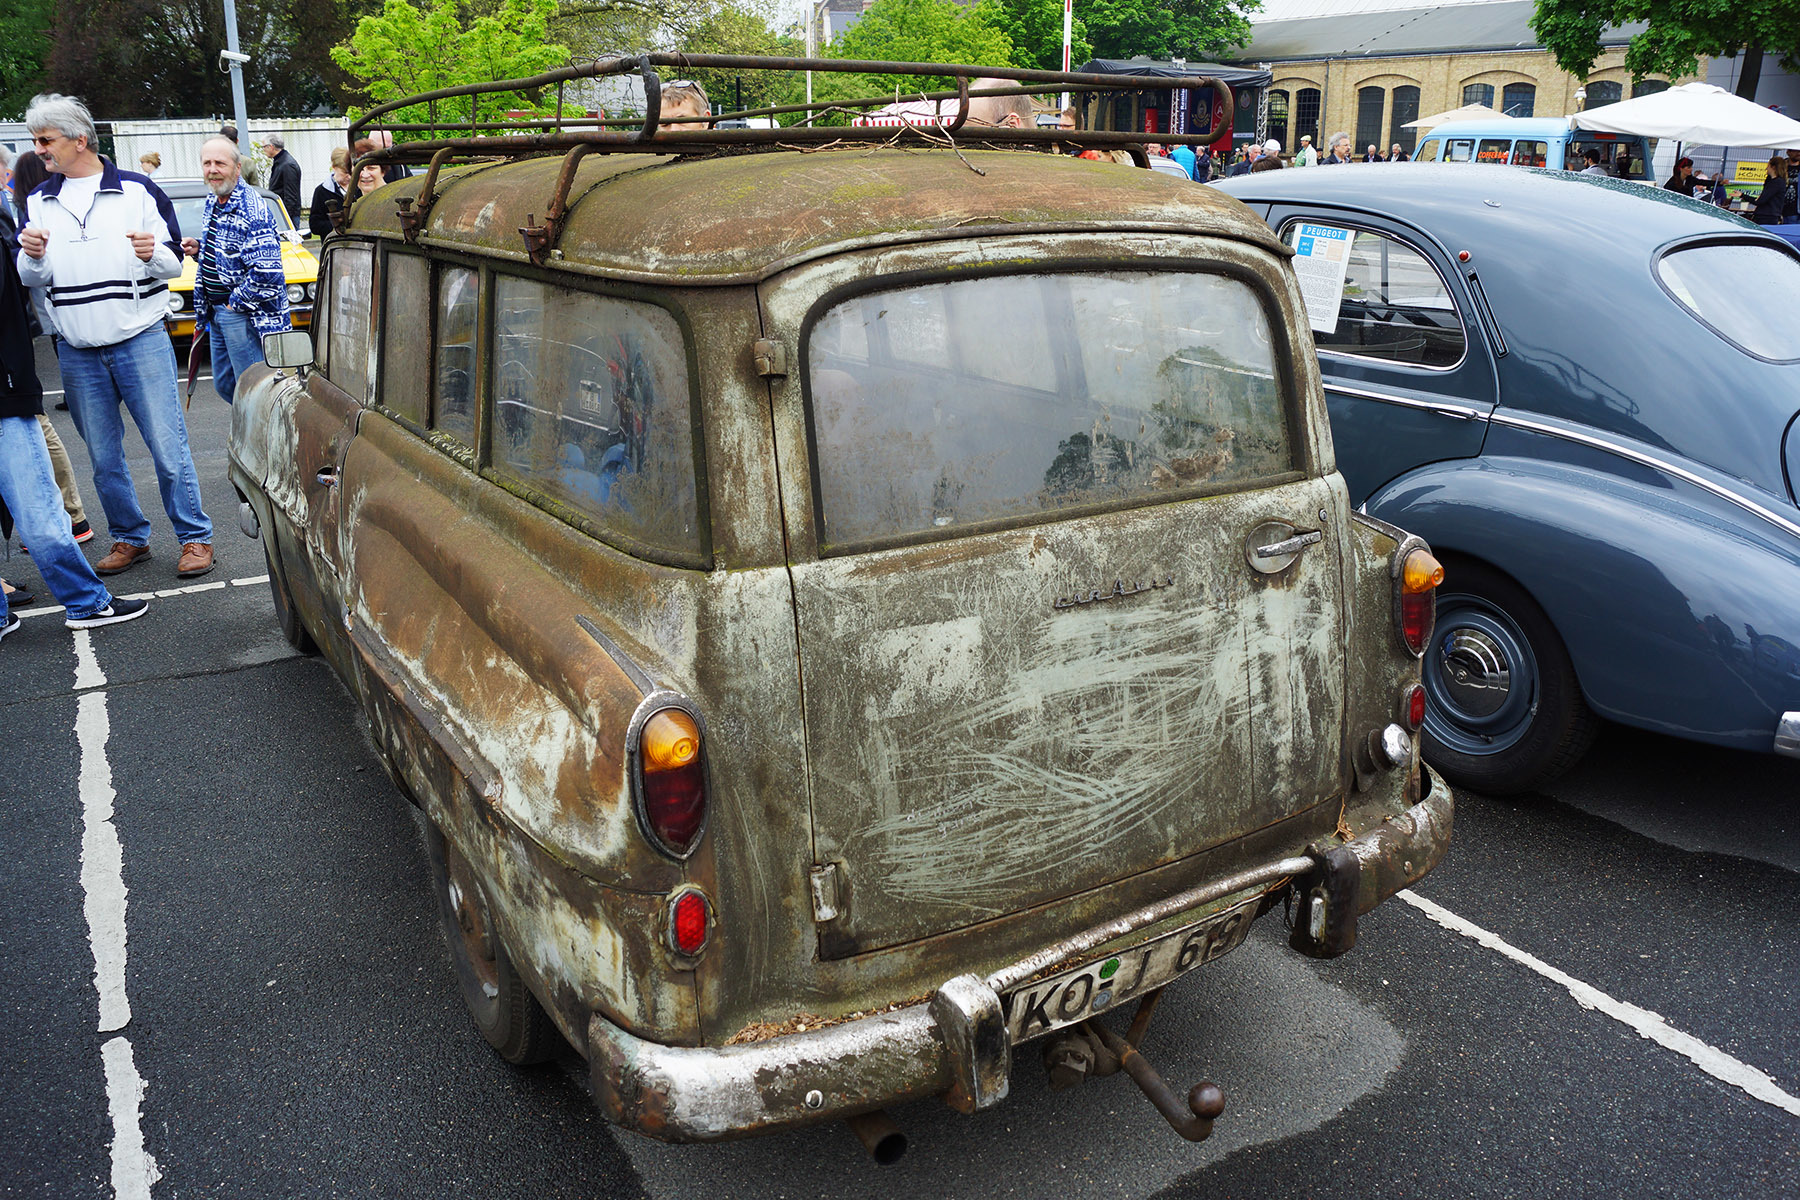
1420, 559, 1597, 794
421, 817, 562, 1065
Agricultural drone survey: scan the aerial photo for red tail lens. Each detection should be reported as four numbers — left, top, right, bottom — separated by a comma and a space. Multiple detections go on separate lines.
1404, 683, 1426, 731
640, 708, 706, 856
671, 889, 709, 956
1399, 549, 1443, 655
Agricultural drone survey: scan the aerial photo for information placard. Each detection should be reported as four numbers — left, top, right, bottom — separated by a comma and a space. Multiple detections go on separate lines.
1290, 223, 1352, 334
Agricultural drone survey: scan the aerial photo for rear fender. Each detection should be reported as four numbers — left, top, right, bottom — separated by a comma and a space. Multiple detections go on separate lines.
1364, 453, 1800, 750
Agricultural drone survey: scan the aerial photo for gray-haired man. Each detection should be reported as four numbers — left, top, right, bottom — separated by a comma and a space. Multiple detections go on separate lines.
259, 132, 302, 224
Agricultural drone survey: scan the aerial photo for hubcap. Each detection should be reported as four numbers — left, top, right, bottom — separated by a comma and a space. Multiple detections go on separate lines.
1439, 628, 1511, 717
1422, 594, 1539, 757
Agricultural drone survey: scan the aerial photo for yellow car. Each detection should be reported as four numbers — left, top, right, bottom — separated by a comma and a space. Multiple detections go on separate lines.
160, 180, 318, 343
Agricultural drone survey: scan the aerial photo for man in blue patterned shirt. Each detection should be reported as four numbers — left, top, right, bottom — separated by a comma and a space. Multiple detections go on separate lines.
178, 136, 290, 404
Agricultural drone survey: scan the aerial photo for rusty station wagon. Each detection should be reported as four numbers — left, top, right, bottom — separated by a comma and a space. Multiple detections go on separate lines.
228, 58, 1453, 1159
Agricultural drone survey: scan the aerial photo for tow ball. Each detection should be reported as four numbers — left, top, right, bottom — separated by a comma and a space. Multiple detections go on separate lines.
1040, 992, 1226, 1143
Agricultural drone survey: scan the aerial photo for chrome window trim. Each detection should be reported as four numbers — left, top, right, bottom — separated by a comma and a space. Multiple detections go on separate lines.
1322, 380, 1488, 422
1487, 411, 1800, 541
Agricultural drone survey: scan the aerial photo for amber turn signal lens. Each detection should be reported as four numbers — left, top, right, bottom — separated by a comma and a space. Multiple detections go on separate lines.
643, 709, 700, 773
1402, 549, 1445, 595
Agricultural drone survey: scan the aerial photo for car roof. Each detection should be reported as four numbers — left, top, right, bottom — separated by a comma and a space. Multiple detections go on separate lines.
344, 149, 1288, 283
1422, 118, 1580, 139
1212, 161, 1768, 253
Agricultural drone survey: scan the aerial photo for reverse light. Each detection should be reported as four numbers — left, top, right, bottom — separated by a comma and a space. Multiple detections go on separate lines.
635, 705, 706, 858
1399, 547, 1443, 656
669, 888, 711, 957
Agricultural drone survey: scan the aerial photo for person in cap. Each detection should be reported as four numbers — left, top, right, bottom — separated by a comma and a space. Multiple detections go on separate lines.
1295, 134, 1316, 167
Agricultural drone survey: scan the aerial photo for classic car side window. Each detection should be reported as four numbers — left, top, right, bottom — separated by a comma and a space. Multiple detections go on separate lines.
324, 242, 373, 402
491, 275, 702, 558
1443, 139, 1474, 163
1476, 139, 1511, 164
434, 266, 479, 445
806, 271, 1292, 546
1287, 224, 1466, 369
1656, 243, 1800, 361
381, 253, 430, 427
1510, 141, 1548, 167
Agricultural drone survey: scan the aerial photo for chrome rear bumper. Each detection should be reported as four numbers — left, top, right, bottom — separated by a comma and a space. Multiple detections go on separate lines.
588, 767, 1454, 1143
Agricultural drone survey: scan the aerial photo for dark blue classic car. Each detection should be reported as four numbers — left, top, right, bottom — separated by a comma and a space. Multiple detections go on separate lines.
1216, 165, 1800, 793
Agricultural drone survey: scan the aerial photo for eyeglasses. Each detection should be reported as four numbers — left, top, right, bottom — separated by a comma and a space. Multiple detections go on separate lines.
31, 135, 63, 147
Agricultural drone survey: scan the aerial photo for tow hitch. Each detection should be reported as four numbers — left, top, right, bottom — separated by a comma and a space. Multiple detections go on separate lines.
1040, 991, 1226, 1143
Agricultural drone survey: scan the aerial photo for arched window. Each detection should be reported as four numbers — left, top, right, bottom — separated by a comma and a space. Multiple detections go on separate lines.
1502, 82, 1536, 117
1390, 86, 1420, 155
1632, 79, 1670, 98
1268, 90, 1290, 151
1585, 80, 1622, 108
1295, 87, 1321, 148
1356, 87, 1385, 156
1462, 82, 1495, 108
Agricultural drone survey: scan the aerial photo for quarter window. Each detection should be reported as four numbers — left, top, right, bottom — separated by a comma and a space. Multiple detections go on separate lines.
434, 266, 479, 445
806, 272, 1292, 547
492, 276, 702, 559
1287, 224, 1466, 368
323, 243, 373, 402
381, 253, 430, 426
1657, 243, 1800, 361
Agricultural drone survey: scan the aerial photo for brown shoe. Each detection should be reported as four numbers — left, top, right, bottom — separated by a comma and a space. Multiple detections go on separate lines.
95, 542, 152, 575
176, 542, 215, 578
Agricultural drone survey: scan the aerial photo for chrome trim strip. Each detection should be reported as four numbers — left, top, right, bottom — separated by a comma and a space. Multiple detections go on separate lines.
1322, 381, 1488, 422
1486, 412, 1800, 541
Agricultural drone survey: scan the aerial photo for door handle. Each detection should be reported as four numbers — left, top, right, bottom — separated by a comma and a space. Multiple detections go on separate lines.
1253, 530, 1321, 558
315, 466, 339, 487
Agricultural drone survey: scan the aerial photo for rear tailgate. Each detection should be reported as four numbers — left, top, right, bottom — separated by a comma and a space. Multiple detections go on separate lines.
758, 234, 1348, 956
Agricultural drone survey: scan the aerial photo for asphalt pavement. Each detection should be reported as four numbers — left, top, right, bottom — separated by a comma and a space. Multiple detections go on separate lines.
3, 343, 1796, 1199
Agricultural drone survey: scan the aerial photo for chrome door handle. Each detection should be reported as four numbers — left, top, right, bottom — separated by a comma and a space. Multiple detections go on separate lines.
1253, 530, 1321, 558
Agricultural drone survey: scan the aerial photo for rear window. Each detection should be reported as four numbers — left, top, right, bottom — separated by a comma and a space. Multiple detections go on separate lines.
492, 276, 703, 559
806, 271, 1293, 546
1657, 242, 1800, 361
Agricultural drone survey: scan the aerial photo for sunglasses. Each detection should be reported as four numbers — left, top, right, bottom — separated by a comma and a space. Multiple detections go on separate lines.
31, 134, 64, 147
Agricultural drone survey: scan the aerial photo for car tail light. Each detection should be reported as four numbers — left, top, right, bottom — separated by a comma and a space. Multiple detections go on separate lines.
1399, 548, 1443, 656
669, 888, 710, 957
638, 707, 706, 857
1403, 683, 1426, 731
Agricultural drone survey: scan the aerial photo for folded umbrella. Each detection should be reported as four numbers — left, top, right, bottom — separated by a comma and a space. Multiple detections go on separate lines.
185, 326, 208, 411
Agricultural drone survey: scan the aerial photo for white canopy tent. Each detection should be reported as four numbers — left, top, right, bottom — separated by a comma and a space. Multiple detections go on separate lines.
1403, 103, 1508, 129
1571, 82, 1800, 149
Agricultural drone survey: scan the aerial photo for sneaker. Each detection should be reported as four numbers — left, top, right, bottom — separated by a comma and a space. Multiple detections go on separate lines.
65, 596, 150, 630
0, 611, 18, 643
71, 519, 93, 544
176, 542, 215, 578
95, 542, 152, 575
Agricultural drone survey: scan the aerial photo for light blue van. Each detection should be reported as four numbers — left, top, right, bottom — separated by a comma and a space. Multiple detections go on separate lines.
1412, 116, 1654, 181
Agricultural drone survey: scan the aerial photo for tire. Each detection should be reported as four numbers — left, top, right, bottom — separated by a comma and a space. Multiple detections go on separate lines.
421, 816, 562, 1065
262, 540, 317, 655
1420, 558, 1597, 795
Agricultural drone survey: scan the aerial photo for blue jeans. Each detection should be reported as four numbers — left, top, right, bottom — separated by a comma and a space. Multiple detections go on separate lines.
208, 307, 265, 405
0, 416, 113, 623
58, 324, 212, 547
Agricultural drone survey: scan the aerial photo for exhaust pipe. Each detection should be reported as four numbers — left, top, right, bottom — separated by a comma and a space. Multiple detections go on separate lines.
845, 1109, 908, 1164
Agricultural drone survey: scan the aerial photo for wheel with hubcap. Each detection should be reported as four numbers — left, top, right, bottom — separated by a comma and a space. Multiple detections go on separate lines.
421, 816, 562, 1065
1420, 558, 1597, 795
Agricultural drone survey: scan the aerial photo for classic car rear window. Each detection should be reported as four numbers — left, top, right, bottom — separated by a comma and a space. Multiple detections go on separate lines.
323, 244, 373, 402
1284, 225, 1466, 368
492, 276, 702, 558
806, 271, 1291, 545
1656, 243, 1800, 361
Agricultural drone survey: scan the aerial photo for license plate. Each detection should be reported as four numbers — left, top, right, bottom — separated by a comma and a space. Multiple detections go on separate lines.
1003, 899, 1258, 1043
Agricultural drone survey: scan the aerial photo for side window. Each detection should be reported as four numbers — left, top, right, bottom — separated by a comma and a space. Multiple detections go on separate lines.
1476, 139, 1511, 164
1416, 138, 1441, 163
323, 243, 373, 402
491, 275, 702, 560
381, 253, 430, 426
1510, 141, 1548, 167
1287, 223, 1466, 368
434, 266, 479, 445
1444, 139, 1474, 163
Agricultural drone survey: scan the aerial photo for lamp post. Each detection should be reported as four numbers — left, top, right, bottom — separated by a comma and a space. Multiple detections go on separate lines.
804, 0, 831, 111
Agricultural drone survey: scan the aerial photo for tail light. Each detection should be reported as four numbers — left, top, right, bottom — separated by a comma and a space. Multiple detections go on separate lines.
1398, 547, 1443, 656
668, 887, 711, 957
633, 704, 707, 858
1402, 683, 1426, 731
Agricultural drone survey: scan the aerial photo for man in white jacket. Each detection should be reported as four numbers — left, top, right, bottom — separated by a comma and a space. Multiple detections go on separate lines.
16, 92, 214, 578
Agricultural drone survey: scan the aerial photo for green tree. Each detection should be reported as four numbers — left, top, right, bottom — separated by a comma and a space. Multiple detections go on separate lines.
331, 0, 572, 135
672, 0, 803, 118
824, 0, 1015, 98
1080, 0, 1260, 63
0, 0, 52, 118
993, 0, 1092, 73
1530, 0, 1799, 99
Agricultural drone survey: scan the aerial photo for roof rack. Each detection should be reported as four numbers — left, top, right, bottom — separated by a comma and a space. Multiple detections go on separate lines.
342, 55, 1233, 254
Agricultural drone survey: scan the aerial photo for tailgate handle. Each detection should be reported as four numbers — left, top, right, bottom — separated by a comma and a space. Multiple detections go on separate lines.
1253, 529, 1320, 558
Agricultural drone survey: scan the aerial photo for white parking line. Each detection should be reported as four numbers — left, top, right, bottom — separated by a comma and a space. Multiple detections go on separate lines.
73, 649, 163, 1195
16, 575, 270, 621
1399, 890, 1800, 1118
